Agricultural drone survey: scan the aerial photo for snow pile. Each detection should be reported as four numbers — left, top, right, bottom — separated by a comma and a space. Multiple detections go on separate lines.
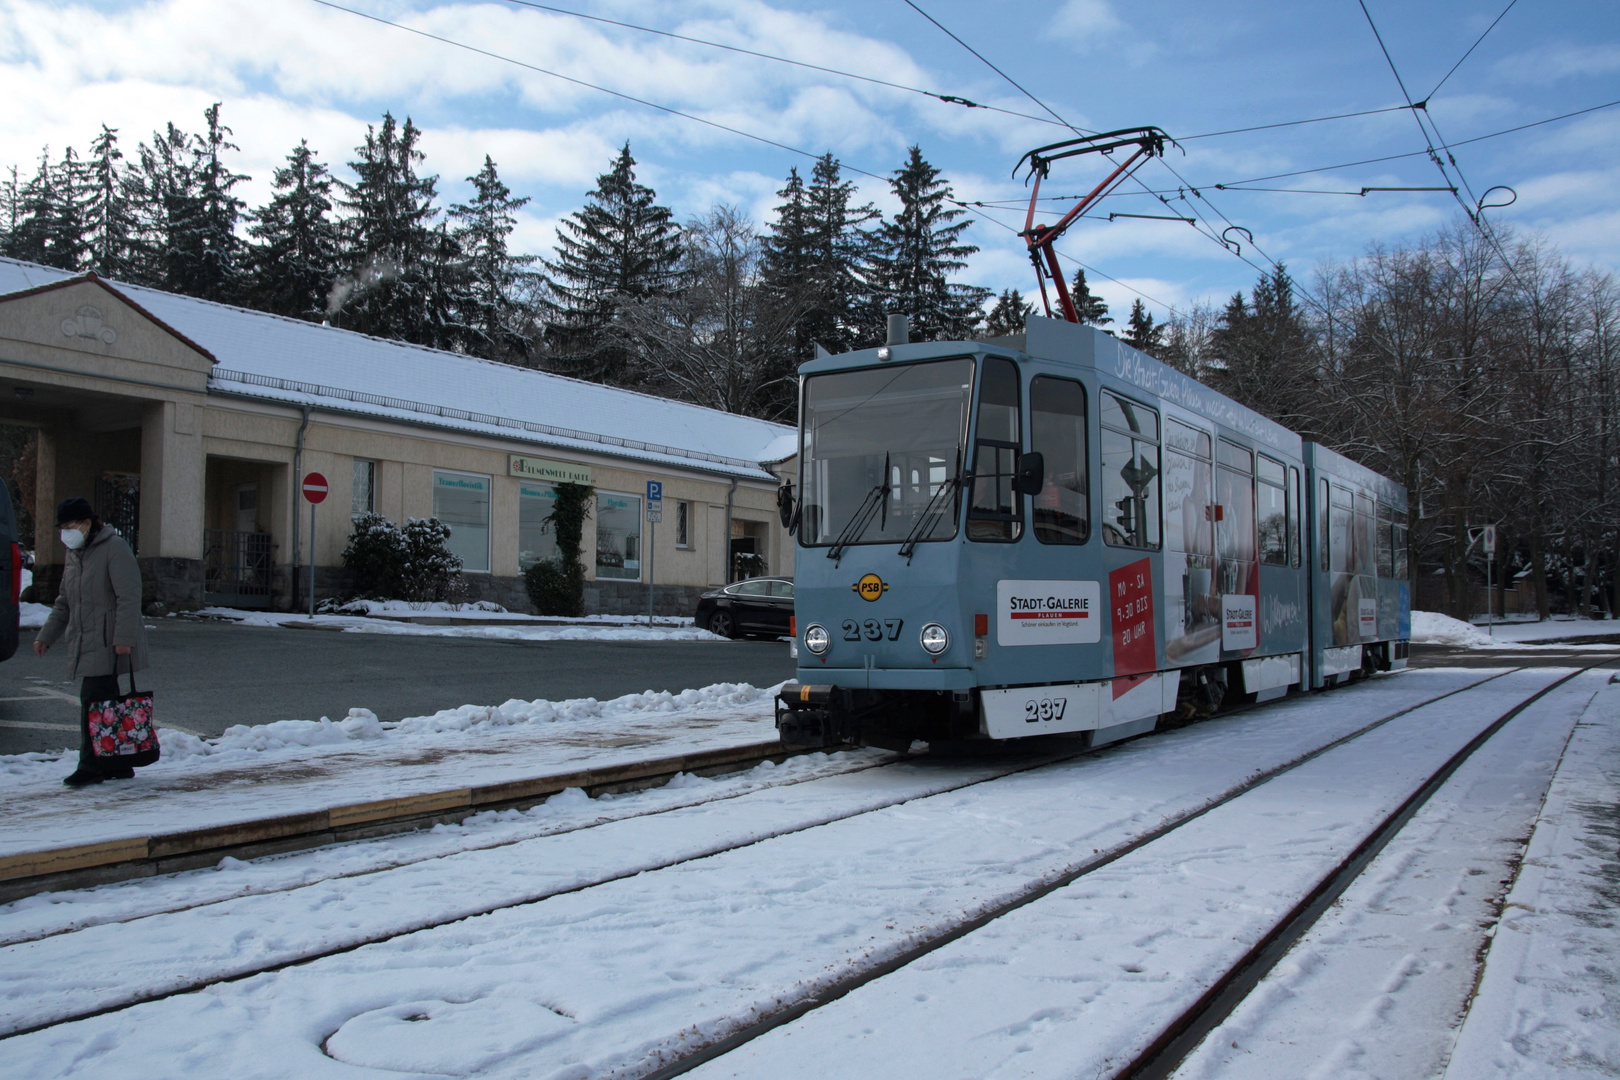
326, 599, 508, 616
192, 606, 724, 642
19, 602, 49, 628
133, 681, 779, 766
1410, 610, 1494, 647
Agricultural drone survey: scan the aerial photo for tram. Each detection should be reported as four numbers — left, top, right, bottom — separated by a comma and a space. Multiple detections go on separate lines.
774, 314, 1411, 751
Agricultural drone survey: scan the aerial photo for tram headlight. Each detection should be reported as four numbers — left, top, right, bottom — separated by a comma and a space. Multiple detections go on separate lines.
803, 624, 831, 655
919, 623, 950, 655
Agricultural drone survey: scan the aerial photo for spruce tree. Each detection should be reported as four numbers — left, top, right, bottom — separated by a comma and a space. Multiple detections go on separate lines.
1209, 265, 1316, 422
543, 143, 681, 385
0, 167, 18, 253
83, 126, 141, 279
6, 152, 74, 269
764, 157, 879, 363
133, 121, 200, 292
1068, 268, 1111, 325
333, 113, 444, 345
174, 104, 249, 302
449, 155, 536, 361
984, 289, 1033, 337
245, 140, 342, 321
1124, 299, 1164, 355
868, 146, 987, 342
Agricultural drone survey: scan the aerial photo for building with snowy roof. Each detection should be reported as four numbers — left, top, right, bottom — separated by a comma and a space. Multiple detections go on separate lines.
0, 257, 797, 614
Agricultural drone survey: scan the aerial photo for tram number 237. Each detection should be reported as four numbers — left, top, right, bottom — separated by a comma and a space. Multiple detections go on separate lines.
1025, 697, 1069, 723
842, 618, 903, 642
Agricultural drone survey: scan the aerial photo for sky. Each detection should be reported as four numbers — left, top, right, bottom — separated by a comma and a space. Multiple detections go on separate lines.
0, 0, 1616, 322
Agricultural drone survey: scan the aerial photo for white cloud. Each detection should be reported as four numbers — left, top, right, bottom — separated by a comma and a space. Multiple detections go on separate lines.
1049, 0, 1123, 42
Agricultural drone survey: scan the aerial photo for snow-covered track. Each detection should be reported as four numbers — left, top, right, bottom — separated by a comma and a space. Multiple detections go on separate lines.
0, 667, 1543, 1075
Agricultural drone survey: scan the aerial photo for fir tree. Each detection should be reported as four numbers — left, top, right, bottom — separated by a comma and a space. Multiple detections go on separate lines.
173, 104, 249, 302
868, 146, 988, 342
83, 126, 141, 279
133, 121, 200, 291
1068, 268, 1111, 325
542, 143, 681, 385
5, 152, 74, 269
449, 155, 536, 361
1209, 265, 1316, 423
1124, 299, 1164, 355
333, 113, 444, 345
984, 288, 1033, 338
0, 167, 19, 252
245, 140, 342, 321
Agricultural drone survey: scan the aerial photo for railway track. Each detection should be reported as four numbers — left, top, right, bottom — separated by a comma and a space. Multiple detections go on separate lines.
1, 664, 1578, 1075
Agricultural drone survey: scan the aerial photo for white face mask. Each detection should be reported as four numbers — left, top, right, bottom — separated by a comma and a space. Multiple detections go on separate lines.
60, 527, 86, 551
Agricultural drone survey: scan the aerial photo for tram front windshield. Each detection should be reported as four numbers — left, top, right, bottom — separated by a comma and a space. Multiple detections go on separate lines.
800, 357, 974, 547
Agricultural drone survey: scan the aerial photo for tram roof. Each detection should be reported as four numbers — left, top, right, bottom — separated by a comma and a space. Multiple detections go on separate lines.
1305, 441, 1408, 506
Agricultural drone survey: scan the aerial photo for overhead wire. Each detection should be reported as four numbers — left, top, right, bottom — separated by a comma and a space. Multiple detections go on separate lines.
1425, 0, 1518, 101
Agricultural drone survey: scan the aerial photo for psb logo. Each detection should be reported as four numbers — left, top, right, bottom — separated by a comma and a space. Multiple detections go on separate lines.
851, 573, 889, 602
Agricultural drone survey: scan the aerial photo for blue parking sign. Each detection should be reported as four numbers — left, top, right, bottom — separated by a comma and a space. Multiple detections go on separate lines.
646, 480, 663, 503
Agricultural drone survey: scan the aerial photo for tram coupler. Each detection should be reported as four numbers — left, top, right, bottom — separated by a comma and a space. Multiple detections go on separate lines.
775, 683, 855, 749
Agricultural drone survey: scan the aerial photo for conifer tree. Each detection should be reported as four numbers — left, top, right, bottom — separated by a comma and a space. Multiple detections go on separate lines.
1068, 268, 1111, 325
543, 143, 681, 384
333, 113, 444, 345
1124, 299, 1164, 355
449, 155, 536, 361
984, 288, 1033, 337
83, 126, 141, 279
5, 152, 75, 269
0, 167, 19, 253
173, 103, 249, 302
245, 140, 342, 321
868, 146, 987, 342
1209, 264, 1316, 422
763, 156, 878, 361
131, 122, 196, 289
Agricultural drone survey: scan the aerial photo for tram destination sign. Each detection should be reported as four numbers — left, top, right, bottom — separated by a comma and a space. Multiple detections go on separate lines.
508, 456, 592, 484
996, 579, 1102, 647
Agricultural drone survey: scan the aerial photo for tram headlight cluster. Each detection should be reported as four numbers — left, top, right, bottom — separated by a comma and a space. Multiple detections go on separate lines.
919, 623, 950, 655
803, 624, 831, 655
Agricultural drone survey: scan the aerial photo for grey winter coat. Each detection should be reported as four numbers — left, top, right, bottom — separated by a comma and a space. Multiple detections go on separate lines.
36, 526, 150, 679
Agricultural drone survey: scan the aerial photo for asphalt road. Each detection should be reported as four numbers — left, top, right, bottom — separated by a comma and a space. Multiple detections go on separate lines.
1, 618, 797, 757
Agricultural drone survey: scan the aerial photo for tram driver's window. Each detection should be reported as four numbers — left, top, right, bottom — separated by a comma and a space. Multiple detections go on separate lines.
967, 357, 1022, 542
1030, 376, 1087, 544
1100, 391, 1160, 549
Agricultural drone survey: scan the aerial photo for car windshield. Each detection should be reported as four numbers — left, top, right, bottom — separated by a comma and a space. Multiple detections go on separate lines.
800, 357, 974, 548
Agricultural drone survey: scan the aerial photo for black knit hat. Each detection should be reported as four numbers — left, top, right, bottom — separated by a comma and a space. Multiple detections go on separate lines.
55, 497, 96, 526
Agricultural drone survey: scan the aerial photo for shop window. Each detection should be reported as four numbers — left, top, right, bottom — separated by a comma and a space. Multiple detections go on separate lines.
1029, 375, 1088, 544
596, 492, 643, 580
676, 500, 692, 549
1258, 455, 1287, 566
518, 484, 560, 570
968, 356, 1022, 542
352, 459, 375, 517
1101, 391, 1160, 549
433, 470, 490, 573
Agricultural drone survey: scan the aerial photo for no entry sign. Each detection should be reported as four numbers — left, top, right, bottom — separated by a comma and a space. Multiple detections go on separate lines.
302, 472, 329, 504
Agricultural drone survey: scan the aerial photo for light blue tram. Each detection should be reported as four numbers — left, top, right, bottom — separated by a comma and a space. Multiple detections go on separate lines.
776, 315, 1410, 750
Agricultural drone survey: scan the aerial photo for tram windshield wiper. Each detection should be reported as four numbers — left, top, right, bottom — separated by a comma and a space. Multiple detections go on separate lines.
898, 460, 964, 564
827, 453, 891, 565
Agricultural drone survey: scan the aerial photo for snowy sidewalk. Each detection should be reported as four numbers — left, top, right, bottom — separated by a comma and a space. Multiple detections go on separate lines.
192, 605, 730, 642
0, 682, 782, 876
1442, 674, 1620, 1077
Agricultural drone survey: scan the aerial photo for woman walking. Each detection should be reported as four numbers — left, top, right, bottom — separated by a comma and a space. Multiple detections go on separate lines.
33, 496, 150, 787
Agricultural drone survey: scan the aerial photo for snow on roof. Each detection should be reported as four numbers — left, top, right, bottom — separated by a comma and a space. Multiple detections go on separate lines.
758, 431, 799, 465
0, 258, 792, 480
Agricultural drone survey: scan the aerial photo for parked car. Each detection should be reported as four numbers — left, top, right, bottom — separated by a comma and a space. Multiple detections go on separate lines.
0, 478, 19, 663
695, 576, 794, 639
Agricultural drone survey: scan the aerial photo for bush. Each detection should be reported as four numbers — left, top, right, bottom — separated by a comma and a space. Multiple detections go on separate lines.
523, 481, 593, 615
734, 552, 766, 579
341, 512, 464, 602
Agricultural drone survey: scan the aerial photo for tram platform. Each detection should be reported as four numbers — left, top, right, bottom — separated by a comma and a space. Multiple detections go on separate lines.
0, 688, 782, 902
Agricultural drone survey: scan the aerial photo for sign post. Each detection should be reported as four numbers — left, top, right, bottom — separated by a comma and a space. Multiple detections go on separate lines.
302, 472, 328, 619
1482, 524, 1496, 637
645, 481, 663, 627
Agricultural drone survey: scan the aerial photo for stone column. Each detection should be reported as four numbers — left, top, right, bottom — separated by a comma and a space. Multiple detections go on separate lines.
29, 426, 60, 603
138, 400, 205, 609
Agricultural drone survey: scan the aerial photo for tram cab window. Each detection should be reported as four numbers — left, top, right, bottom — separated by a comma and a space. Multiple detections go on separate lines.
1393, 507, 1409, 580
967, 357, 1023, 542
1030, 376, 1088, 544
1329, 484, 1353, 574
1354, 493, 1376, 577
1258, 455, 1287, 566
1101, 391, 1160, 549
1376, 501, 1395, 578
1288, 466, 1302, 567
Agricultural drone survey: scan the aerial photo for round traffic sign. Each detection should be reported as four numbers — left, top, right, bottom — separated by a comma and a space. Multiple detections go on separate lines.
302, 472, 329, 504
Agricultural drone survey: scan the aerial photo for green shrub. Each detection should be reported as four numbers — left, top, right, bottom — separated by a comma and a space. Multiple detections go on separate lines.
341, 512, 464, 601
523, 481, 593, 615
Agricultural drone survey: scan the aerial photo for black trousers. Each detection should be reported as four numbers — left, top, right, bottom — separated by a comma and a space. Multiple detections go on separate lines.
77, 673, 122, 774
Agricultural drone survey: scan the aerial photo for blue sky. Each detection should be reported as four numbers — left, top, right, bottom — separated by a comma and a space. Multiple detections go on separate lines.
2, 0, 1616, 322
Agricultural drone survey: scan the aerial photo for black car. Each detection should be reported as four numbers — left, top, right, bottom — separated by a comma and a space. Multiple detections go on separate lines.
695, 576, 794, 639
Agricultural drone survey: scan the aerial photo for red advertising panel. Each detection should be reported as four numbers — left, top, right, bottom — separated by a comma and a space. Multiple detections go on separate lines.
1110, 557, 1157, 677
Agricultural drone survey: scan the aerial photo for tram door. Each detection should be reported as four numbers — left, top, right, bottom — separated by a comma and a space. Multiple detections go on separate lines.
1162, 417, 1218, 668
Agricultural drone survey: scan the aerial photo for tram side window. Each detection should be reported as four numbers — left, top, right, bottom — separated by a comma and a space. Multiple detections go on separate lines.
1330, 484, 1353, 574
1258, 456, 1287, 566
1319, 478, 1331, 572
1101, 391, 1160, 549
1029, 376, 1088, 544
1393, 507, 1409, 580
1164, 419, 1213, 557
1354, 493, 1376, 577
968, 357, 1023, 542
1288, 466, 1302, 567
1376, 501, 1395, 578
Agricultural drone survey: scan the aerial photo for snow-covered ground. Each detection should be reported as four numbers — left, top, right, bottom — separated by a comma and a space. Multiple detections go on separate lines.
0, 681, 783, 859
194, 605, 729, 642
1411, 610, 1619, 648
9, 667, 1606, 1080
